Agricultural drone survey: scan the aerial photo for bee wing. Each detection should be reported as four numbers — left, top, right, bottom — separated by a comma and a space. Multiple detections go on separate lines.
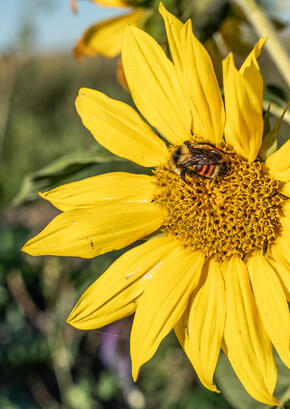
182, 149, 222, 166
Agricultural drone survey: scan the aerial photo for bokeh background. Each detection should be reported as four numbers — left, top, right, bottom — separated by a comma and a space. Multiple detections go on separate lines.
0, 1, 290, 408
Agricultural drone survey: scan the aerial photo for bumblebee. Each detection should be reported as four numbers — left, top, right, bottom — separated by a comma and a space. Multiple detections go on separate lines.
170, 141, 228, 181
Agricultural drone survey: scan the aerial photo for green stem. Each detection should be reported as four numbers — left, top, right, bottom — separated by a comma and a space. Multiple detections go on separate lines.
278, 385, 290, 408
263, 101, 290, 125
233, 0, 290, 87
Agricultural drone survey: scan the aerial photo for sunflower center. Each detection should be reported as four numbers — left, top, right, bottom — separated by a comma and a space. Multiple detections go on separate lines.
153, 148, 284, 261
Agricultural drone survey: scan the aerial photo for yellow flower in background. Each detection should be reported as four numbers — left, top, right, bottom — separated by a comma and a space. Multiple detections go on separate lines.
72, 0, 149, 59
23, 3, 290, 405
72, 0, 128, 10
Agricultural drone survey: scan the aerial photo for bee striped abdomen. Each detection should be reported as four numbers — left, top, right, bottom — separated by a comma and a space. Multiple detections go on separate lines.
170, 141, 228, 181
205, 164, 215, 177
194, 164, 216, 178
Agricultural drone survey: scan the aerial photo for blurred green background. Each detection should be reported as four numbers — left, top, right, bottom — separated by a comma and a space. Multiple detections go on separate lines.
1, 0, 290, 408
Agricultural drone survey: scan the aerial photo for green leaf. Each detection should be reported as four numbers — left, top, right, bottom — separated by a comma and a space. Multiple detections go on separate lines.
215, 351, 290, 409
259, 130, 277, 161
259, 102, 290, 161
13, 144, 148, 206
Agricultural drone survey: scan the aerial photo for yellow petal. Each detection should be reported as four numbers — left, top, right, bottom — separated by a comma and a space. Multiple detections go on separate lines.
270, 232, 290, 269
240, 38, 267, 107
40, 172, 155, 211
181, 20, 225, 145
246, 253, 290, 368
265, 140, 290, 182
76, 88, 168, 167
92, 0, 128, 6
158, 3, 183, 80
223, 257, 278, 405
159, 4, 226, 144
71, 0, 128, 11
74, 11, 144, 59
267, 246, 290, 301
175, 258, 225, 392
280, 201, 290, 230
67, 236, 176, 329
130, 247, 205, 380
223, 53, 263, 162
279, 182, 290, 197
22, 202, 165, 258
267, 229, 290, 300
122, 25, 191, 145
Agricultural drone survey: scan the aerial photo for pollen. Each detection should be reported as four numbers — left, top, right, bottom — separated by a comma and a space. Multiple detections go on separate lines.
153, 150, 285, 261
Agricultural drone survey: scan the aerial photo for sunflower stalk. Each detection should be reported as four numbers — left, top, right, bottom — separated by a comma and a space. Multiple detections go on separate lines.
278, 385, 290, 409
233, 0, 290, 87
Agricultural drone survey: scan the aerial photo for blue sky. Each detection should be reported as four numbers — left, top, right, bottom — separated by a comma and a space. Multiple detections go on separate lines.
1, 0, 290, 53
0, 0, 127, 53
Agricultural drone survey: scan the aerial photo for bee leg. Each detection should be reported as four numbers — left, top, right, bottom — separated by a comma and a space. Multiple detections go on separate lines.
219, 163, 228, 177
180, 169, 187, 182
183, 141, 192, 148
185, 169, 199, 179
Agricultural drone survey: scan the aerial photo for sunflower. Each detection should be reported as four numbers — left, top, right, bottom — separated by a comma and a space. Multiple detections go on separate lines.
22, 3, 290, 405
72, 0, 149, 59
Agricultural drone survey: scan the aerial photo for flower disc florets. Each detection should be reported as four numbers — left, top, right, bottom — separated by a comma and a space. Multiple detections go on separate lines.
153, 143, 284, 261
